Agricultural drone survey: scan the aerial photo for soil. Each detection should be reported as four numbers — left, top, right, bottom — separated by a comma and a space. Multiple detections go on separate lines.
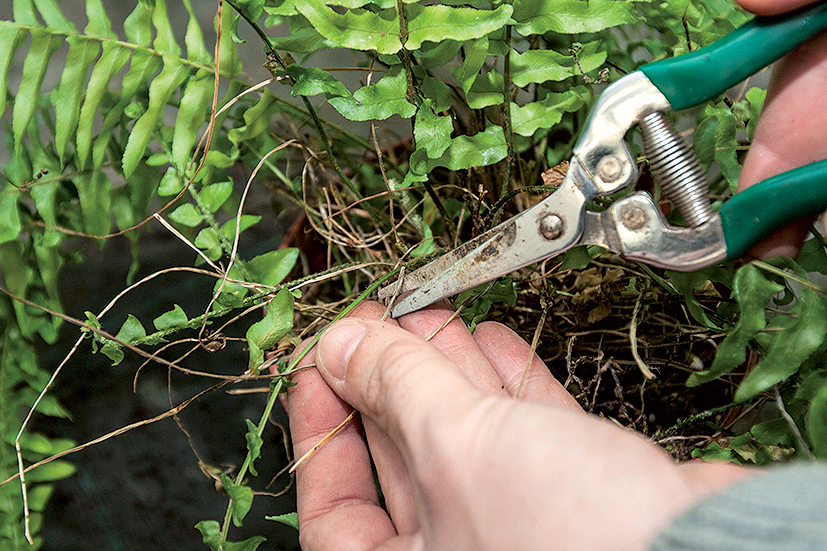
32, 202, 301, 550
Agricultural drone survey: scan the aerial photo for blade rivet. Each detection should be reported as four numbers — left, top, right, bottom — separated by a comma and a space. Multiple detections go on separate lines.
621, 205, 648, 230
597, 156, 622, 183
540, 214, 564, 240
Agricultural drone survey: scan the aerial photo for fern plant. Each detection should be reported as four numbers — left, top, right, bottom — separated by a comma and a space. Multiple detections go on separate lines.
1, 0, 826, 549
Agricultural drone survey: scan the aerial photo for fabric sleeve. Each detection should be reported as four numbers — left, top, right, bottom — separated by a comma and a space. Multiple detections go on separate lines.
649, 463, 827, 551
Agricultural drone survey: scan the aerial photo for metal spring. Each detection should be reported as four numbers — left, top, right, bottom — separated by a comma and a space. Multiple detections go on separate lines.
639, 112, 712, 228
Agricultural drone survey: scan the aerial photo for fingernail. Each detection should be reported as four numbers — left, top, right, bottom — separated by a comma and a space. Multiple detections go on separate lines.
317, 320, 367, 381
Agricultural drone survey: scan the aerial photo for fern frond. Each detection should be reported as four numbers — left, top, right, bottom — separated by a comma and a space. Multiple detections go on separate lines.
2, 0, 238, 188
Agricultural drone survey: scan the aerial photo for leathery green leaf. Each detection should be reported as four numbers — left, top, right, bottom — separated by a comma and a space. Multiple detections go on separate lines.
511, 0, 634, 35
221, 215, 261, 241
151, 0, 180, 56
0, 22, 28, 117
266, 512, 299, 531
687, 265, 783, 387
169, 203, 204, 227
0, 186, 21, 244
246, 288, 295, 369
694, 104, 743, 193
115, 314, 147, 344
278, 65, 351, 98
414, 99, 453, 159
182, 0, 212, 63
222, 474, 254, 527
172, 70, 213, 174
92, 49, 162, 168
122, 56, 189, 178
76, 42, 131, 169
153, 304, 188, 331
244, 419, 263, 476
199, 181, 233, 213
424, 124, 507, 172
54, 36, 100, 164
84, 0, 117, 39
13, 28, 62, 149
235, 0, 265, 21
735, 287, 827, 401
808, 379, 827, 460
33, 0, 76, 33
511, 87, 589, 137
322, 0, 395, 8
329, 66, 415, 121
247, 248, 299, 288
194, 520, 222, 550
297, 0, 401, 54
511, 42, 606, 87
74, 171, 111, 236
14, 0, 38, 26
450, 36, 488, 95
406, 4, 512, 50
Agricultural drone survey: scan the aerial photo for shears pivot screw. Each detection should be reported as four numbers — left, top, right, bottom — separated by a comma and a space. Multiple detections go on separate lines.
597, 156, 622, 183
540, 214, 564, 240
621, 205, 648, 230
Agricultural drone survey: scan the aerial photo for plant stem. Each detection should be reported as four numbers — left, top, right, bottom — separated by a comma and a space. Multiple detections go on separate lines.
225, 0, 389, 229
219, 266, 401, 543
496, 21, 515, 225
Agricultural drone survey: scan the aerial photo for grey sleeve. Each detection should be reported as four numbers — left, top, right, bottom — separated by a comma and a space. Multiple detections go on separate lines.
649, 463, 827, 551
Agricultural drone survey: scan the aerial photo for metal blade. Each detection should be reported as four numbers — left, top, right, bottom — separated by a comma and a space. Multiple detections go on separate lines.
384, 171, 590, 317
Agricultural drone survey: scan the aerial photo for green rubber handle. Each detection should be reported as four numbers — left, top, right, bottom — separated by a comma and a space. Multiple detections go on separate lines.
640, 2, 827, 111
720, 159, 827, 259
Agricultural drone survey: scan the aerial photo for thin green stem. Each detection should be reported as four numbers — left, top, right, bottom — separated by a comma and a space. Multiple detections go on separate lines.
751, 259, 827, 296
496, 22, 515, 225
225, 0, 389, 232
219, 266, 401, 544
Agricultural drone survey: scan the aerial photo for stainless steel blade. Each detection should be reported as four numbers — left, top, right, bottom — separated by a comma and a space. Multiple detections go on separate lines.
386, 170, 590, 317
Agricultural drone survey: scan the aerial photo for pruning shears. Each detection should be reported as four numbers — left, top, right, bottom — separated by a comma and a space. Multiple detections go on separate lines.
380, 2, 827, 318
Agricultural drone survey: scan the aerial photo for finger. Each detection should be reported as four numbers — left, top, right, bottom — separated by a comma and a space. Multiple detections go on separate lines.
314, 317, 482, 456
397, 305, 508, 395
472, 321, 582, 410
737, 0, 820, 16
287, 344, 397, 550
340, 302, 421, 535
736, 28, 827, 258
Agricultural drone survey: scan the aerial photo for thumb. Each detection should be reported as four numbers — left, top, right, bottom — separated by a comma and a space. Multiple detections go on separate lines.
314, 317, 481, 445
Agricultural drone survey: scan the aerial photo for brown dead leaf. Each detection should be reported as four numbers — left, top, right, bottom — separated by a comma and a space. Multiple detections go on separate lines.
541, 161, 569, 187
573, 267, 602, 290
587, 302, 612, 324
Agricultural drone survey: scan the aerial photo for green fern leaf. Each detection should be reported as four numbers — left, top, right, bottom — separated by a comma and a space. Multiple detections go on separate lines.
151, 0, 181, 56
511, 0, 634, 35
54, 36, 100, 164
33, 0, 76, 33
14, 0, 39, 26
76, 42, 131, 169
510, 87, 589, 137
0, 23, 27, 117
296, 0, 401, 54
74, 171, 112, 236
450, 36, 488, 96
511, 42, 607, 87
183, 0, 212, 64
406, 4, 512, 50
122, 56, 189, 177
328, 66, 415, 121
0, 186, 21, 244
83, 0, 117, 39
172, 70, 213, 174
13, 28, 62, 149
